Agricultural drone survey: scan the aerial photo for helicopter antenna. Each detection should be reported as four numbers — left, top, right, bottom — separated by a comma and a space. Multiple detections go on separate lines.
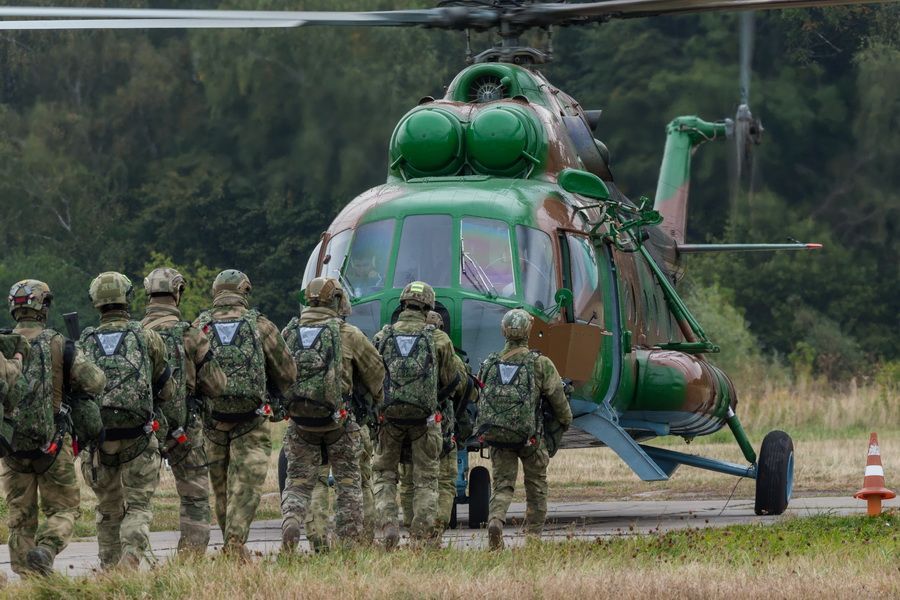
465, 28, 473, 63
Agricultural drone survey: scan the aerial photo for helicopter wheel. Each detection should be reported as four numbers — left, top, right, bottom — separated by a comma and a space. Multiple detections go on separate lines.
277, 446, 288, 496
449, 500, 458, 530
754, 430, 794, 516
468, 466, 491, 529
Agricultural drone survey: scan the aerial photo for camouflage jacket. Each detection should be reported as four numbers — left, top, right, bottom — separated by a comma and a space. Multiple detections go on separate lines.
142, 301, 226, 399
193, 294, 296, 396
480, 341, 573, 428
14, 319, 106, 412
287, 306, 385, 431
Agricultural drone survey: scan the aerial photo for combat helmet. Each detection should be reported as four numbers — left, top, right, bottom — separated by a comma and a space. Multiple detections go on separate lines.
305, 277, 345, 312
426, 310, 444, 330
501, 308, 533, 342
212, 269, 252, 297
89, 272, 134, 309
144, 267, 186, 303
399, 281, 435, 311
8, 279, 52, 321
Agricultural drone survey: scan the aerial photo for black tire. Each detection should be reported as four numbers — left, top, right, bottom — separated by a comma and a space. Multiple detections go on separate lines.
449, 500, 458, 529
468, 466, 490, 529
755, 430, 794, 516
278, 446, 288, 495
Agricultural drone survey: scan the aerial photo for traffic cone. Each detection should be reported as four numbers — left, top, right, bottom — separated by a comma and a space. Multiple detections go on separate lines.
853, 432, 895, 516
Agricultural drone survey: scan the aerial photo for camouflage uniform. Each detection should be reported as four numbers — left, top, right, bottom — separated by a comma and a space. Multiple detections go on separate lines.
79, 272, 175, 569
195, 270, 295, 557
280, 278, 384, 551
1, 280, 107, 575
142, 268, 227, 552
373, 284, 466, 547
481, 309, 572, 549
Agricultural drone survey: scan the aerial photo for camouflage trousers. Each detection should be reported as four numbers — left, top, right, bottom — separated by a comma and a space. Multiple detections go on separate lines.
488, 443, 550, 535
206, 420, 271, 548
81, 436, 161, 568
399, 442, 457, 530
167, 418, 210, 552
282, 421, 363, 546
0, 437, 80, 575
306, 424, 374, 549
373, 421, 442, 540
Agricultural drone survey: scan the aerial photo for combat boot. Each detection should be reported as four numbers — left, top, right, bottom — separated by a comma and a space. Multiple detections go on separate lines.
25, 546, 54, 576
382, 523, 400, 551
488, 518, 504, 550
281, 516, 302, 553
223, 539, 251, 562
116, 552, 141, 570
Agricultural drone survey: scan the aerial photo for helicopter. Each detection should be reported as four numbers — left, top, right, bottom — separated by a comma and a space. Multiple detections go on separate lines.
0, 0, 887, 529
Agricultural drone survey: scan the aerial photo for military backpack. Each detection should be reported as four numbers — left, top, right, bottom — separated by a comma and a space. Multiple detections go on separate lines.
10, 330, 56, 452
283, 316, 345, 427
475, 350, 542, 447
153, 321, 190, 433
377, 324, 439, 423
196, 309, 267, 418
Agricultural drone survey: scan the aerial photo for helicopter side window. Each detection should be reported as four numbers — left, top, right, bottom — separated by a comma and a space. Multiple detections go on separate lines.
516, 225, 557, 311
460, 217, 515, 298
344, 219, 396, 298
322, 230, 352, 281
301, 240, 323, 289
566, 234, 603, 325
393, 215, 453, 289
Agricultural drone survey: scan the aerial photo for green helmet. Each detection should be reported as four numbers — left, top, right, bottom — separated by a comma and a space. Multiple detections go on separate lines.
305, 277, 344, 311
426, 310, 444, 330
501, 308, 533, 342
212, 269, 252, 297
144, 267, 186, 302
400, 281, 435, 310
88, 272, 134, 309
8, 279, 52, 320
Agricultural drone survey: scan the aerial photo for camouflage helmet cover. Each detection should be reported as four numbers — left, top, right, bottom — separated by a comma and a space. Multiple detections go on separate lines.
212, 269, 251, 297
425, 310, 444, 330
8, 279, 52, 317
89, 272, 134, 308
501, 308, 533, 341
305, 277, 343, 310
144, 267, 186, 298
400, 281, 435, 310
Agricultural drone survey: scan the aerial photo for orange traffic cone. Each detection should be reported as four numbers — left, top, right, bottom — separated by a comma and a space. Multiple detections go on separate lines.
854, 432, 895, 516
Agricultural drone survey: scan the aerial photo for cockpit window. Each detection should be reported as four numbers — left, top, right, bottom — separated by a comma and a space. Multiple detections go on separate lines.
322, 230, 351, 281
344, 219, 395, 298
516, 226, 557, 311
393, 215, 453, 289
567, 234, 603, 325
460, 217, 515, 298
301, 240, 322, 289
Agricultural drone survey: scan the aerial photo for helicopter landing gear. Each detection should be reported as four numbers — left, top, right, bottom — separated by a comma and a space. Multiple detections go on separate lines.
754, 430, 794, 516
278, 446, 288, 495
449, 500, 458, 530
468, 465, 491, 529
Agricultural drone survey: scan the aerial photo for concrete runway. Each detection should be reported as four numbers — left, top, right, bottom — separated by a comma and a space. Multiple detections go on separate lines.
1, 495, 895, 578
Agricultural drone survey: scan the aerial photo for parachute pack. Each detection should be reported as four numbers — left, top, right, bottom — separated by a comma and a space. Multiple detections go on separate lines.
283, 317, 346, 427
154, 321, 190, 433
378, 325, 439, 424
10, 330, 57, 453
475, 350, 542, 447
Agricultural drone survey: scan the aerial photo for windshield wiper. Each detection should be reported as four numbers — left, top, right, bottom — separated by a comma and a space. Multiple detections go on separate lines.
460, 237, 498, 298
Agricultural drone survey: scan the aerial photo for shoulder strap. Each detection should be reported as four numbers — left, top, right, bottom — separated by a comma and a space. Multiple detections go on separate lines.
500, 346, 530, 361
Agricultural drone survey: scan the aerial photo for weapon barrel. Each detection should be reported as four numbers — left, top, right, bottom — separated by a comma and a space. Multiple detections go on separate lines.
62, 312, 81, 340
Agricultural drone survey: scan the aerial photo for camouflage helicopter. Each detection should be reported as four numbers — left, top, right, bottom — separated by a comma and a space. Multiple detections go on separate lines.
1, 0, 888, 528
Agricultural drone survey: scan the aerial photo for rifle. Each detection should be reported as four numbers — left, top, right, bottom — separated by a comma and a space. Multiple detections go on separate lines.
63, 312, 81, 341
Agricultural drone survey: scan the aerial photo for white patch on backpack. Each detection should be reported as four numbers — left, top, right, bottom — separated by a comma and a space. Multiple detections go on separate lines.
96, 332, 125, 356
498, 363, 521, 385
394, 335, 419, 358
299, 326, 324, 349
213, 322, 241, 345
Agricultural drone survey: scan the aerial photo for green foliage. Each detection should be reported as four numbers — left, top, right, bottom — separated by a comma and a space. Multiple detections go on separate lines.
133, 252, 220, 323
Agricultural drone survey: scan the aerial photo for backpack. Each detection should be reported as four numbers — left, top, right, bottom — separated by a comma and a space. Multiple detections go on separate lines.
154, 322, 190, 433
377, 324, 439, 423
10, 330, 56, 452
81, 322, 154, 431
283, 317, 345, 426
475, 350, 542, 447
196, 309, 266, 416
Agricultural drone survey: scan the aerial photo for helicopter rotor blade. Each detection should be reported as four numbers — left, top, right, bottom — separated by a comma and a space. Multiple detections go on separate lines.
0, 19, 303, 31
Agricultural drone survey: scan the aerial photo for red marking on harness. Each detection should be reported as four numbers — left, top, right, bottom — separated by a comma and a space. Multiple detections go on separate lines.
46, 441, 58, 454
434, 413, 442, 423
176, 433, 188, 444
151, 420, 160, 432
72, 438, 80, 456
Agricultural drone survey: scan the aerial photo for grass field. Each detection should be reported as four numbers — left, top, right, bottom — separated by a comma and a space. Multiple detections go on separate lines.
4, 513, 897, 599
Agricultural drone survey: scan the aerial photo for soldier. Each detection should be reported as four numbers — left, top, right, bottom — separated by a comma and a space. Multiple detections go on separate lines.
476, 308, 572, 550
195, 269, 295, 559
0, 281, 106, 576
79, 272, 175, 569
373, 282, 466, 549
280, 277, 384, 552
142, 268, 227, 553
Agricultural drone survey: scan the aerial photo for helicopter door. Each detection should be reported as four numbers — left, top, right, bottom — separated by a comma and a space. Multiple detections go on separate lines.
559, 233, 604, 326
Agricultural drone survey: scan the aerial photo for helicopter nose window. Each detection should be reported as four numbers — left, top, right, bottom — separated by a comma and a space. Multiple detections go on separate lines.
322, 230, 352, 282
461, 300, 508, 369
344, 219, 396, 298
392, 215, 453, 289
460, 217, 515, 298
516, 225, 557, 311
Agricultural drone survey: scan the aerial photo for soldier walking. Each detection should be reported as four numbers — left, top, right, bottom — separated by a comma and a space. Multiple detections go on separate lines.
142, 268, 226, 553
195, 269, 295, 559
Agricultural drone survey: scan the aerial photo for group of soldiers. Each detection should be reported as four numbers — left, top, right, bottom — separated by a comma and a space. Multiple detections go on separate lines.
0, 267, 573, 578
